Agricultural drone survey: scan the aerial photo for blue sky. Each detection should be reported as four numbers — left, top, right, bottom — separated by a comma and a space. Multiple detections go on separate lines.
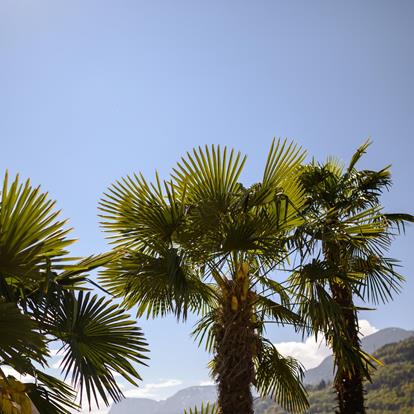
1, 0, 413, 412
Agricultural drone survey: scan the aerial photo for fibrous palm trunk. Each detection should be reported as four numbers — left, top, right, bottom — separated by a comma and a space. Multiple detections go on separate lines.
325, 238, 366, 414
330, 281, 365, 414
214, 269, 256, 414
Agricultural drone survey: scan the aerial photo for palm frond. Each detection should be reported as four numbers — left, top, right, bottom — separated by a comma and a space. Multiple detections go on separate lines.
100, 172, 186, 250
57, 251, 118, 286
49, 291, 149, 408
253, 294, 302, 327
384, 212, 414, 234
28, 371, 79, 414
328, 331, 377, 383
172, 145, 246, 206
0, 300, 46, 367
100, 249, 213, 320
258, 138, 307, 219
184, 402, 218, 414
0, 172, 74, 299
192, 308, 218, 353
288, 259, 349, 337
353, 256, 404, 304
347, 139, 372, 172
255, 341, 308, 414
263, 139, 306, 189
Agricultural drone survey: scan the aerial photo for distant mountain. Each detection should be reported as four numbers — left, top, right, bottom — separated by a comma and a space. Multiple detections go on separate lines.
109, 327, 414, 414
108, 398, 159, 414
156, 386, 217, 414
109, 386, 216, 414
304, 327, 414, 385
259, 335, 414, 413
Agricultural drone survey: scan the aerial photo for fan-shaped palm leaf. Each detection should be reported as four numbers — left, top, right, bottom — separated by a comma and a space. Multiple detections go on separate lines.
48, 291, 149, 408
0, 172, 74, 301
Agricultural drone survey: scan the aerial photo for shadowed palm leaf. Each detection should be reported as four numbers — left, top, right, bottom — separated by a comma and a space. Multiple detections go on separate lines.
0, 300, 46, 366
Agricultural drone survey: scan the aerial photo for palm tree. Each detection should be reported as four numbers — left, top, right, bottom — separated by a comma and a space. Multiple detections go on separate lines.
99, 139, 310, 414
289, 140, 414, 414
0, 172, 149, 413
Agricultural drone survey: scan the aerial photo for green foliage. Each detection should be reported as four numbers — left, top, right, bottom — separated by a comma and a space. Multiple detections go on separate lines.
49, 291, 149, 408
26, 372, 79, 414
0, 137, 411, 414
255, 341, 307, 414
0, 172, 149, 412
256, 337, 414, 414
100, 139, 309, 413
288, 141, 414, 412
0, 300, 46, 366
184, 402, 218, 414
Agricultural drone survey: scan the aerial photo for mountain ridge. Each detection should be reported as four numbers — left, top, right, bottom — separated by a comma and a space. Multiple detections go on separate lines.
109, 385, 216, 414
258, 335, 414, 413
108, 327, 414, 414
304, 327, 414, 385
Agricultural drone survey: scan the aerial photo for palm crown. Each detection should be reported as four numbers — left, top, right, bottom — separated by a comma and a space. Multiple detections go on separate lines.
100, 139, 311, 413
289, 140, 414, 413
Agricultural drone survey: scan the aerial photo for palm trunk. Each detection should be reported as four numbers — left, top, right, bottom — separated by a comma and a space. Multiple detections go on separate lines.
214, 267, 256, 414
325, 239, 366, 414
330, 281, 365, 414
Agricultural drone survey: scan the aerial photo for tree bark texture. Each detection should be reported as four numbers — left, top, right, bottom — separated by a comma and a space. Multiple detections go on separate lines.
325, 237, 366, 414
330, 280, 366, 414
214, 266, 256, 414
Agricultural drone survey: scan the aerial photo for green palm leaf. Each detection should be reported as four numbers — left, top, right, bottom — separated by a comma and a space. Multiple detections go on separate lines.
1, 172, 151, 411
172, 145, 246, 206
100, 172, 186, 250
0, 172, 74, 298
184, 402, 218, 414
255, 341, 308, 414
100, 248, 213, 320
28, 371, 79, 414
48, 291, 149, 408
100, 140, 309, 413
347, 139, 371, 172
260, 138, 306, 214
0, 300, 46, 367
292, 141, 414, 413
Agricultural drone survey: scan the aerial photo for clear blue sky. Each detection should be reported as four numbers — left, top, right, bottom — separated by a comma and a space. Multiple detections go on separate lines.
1, 0, 413, 409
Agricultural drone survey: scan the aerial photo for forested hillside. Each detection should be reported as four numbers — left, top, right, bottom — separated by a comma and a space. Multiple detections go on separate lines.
303, 327, 414, 385
256, 337, 414, 414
